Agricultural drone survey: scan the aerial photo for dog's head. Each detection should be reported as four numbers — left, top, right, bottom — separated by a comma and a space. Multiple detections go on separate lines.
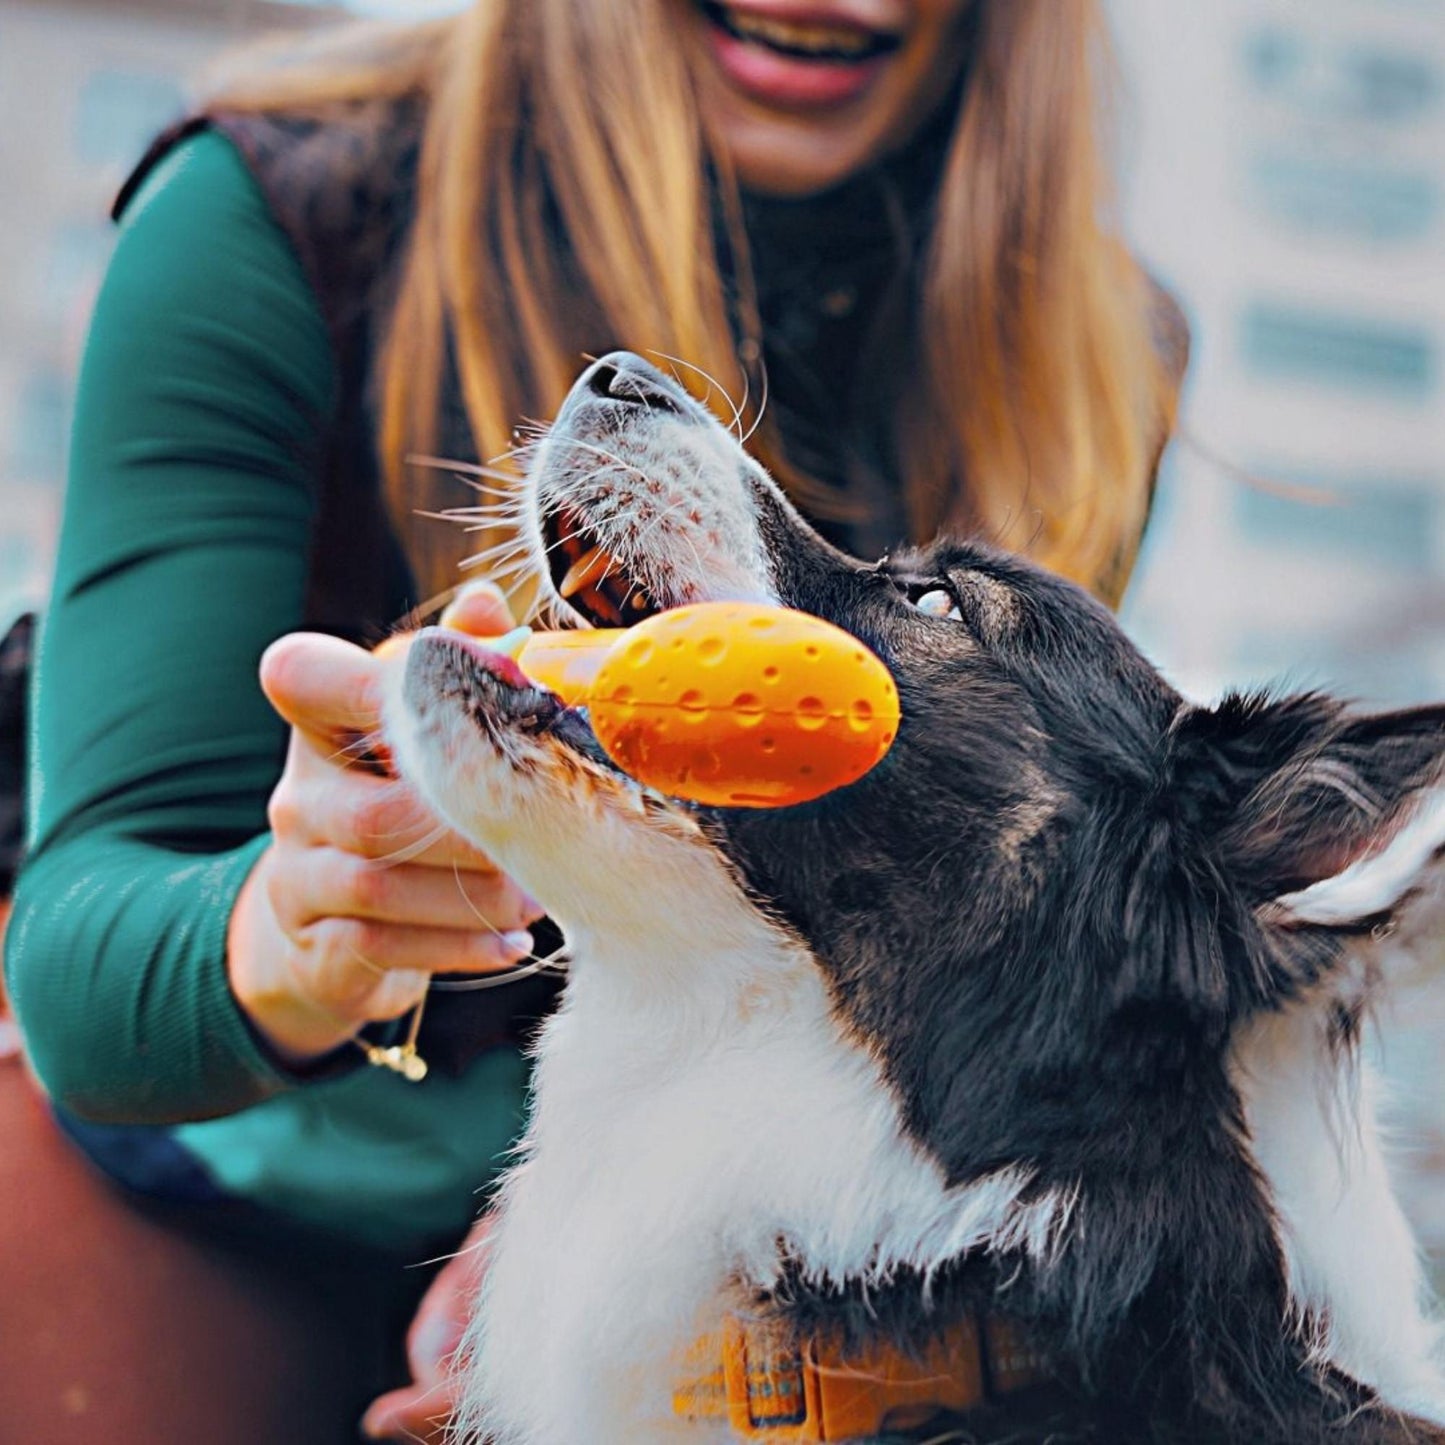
383, 350, 1445, 1279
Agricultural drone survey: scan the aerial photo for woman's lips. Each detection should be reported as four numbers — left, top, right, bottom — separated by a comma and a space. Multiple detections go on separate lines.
700, 1, 903, 110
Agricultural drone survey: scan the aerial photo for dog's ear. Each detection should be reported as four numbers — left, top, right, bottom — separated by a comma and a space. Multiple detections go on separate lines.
1173, 694, 1445, 925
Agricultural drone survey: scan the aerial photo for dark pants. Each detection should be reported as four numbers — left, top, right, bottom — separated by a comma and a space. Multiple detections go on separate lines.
0, 1053, 439, 1444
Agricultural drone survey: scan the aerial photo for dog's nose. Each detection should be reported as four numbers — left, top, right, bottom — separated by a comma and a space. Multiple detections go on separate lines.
579, 351, 688, 414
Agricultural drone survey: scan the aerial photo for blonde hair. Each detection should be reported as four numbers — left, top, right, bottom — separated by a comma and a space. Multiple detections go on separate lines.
214, 1, 1179, 609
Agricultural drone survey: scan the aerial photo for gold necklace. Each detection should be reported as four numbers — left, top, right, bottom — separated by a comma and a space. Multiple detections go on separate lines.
350, 935, 569, 1085
355, 991, 429, 1083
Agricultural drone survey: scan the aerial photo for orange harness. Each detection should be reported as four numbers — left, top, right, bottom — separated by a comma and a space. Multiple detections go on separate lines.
674, 1314, 1048, 1440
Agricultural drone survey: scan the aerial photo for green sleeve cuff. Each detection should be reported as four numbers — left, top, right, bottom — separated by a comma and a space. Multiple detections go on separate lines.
8, 831, 301, 1121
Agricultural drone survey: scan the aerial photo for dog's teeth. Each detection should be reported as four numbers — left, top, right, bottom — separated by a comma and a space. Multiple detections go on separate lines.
559, 544, 612, 599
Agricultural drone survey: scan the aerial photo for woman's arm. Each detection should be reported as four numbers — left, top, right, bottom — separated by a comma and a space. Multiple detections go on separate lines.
7, 131, 541, 1124
6, 131, 338, 1121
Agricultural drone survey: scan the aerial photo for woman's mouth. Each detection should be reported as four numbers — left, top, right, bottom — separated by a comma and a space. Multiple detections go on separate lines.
698, 1, 903, 108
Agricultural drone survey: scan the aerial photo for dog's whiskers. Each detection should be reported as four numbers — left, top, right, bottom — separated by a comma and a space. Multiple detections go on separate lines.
436, 856, 573, 984
740, 350, 769, 447
362, 822, 452, 869
645, 348, 749, 442
455, 539, 537, 572
408, 464, 523, 495
428, 948, 571, 992
327, 726, 396, 772
432, 495, 531, 526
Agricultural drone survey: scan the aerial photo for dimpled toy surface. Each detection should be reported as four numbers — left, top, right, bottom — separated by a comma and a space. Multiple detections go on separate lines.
514, 602, 900, 807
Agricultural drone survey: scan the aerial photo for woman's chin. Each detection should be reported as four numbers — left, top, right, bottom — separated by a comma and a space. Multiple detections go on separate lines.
707, 107, 889, 196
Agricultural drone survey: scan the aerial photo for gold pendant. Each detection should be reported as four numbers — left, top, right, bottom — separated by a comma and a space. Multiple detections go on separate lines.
362, 1042, 430, 1083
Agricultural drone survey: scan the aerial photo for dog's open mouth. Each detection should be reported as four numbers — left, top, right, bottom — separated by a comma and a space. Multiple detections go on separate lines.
526, 350, 773, 636
545, 505, 663, 629
526, 505, 694, 788
426, 500, 672, 787
405, 352, 781, 796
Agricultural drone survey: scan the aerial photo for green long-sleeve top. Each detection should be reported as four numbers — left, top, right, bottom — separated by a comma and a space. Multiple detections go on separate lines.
5, 131, 527, 1254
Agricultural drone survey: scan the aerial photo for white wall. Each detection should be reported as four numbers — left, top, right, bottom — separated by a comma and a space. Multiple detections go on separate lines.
1109, 0, 1445, 1266
1111, 0, 1445, 706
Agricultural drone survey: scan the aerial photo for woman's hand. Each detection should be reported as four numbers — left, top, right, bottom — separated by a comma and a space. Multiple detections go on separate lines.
227, 585, 542, 1065
360, 1212, 494, 1441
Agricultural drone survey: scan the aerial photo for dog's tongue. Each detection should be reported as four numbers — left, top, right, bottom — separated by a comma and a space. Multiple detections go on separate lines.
443, 628, 537, 692
378, 627, 541, 693
437, 587, 627, 703
378, 622, 618, 702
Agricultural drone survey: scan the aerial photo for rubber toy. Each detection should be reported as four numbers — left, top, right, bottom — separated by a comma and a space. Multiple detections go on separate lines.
416, 599, 900, 807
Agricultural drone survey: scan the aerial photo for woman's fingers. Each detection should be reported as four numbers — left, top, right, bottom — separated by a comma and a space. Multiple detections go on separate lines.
231, 615, 546, 1064
275, 768, 499, 869
261, 582, 520, 754
274, 847, 541, 936
360, 1382, 453, 1443
259, 631, 383, 752
360, 1211, 491, 1441
293, 915, 537, 981
439, 579, 516, 637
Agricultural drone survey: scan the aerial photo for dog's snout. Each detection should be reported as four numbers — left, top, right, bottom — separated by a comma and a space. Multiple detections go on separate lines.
578, 351, 688, 415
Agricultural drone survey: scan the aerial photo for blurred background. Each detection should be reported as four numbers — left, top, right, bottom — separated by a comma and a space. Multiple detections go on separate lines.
0, 0, 1441, 1270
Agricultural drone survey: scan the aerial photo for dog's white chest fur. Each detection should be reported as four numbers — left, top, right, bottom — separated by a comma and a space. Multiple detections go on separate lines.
373, 665, 1070, 1445
462, 922, 863, 1443
460, 901, 1060, 1445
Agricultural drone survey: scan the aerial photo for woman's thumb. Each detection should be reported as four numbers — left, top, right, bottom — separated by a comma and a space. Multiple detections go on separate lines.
440, 579, 515, 637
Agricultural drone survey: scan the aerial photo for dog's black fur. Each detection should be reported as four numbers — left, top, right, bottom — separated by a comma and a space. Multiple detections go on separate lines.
423, 354, 1445, 1444
684, 483, 1445, 1443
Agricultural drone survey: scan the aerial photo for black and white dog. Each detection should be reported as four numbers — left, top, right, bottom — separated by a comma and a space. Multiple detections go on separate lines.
383, 353, 1445, 1444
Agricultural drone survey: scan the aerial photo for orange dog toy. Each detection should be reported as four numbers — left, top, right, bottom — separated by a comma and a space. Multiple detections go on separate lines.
438, 600, 900, 807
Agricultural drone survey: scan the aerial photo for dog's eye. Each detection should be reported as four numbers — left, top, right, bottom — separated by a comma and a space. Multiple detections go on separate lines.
911, 587, 962, 622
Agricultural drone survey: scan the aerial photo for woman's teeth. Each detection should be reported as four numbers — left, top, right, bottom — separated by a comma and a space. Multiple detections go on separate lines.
708, 4, 896, 63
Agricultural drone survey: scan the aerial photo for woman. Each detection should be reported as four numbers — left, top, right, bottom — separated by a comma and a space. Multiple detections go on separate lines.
4, 2, 1184, 1440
